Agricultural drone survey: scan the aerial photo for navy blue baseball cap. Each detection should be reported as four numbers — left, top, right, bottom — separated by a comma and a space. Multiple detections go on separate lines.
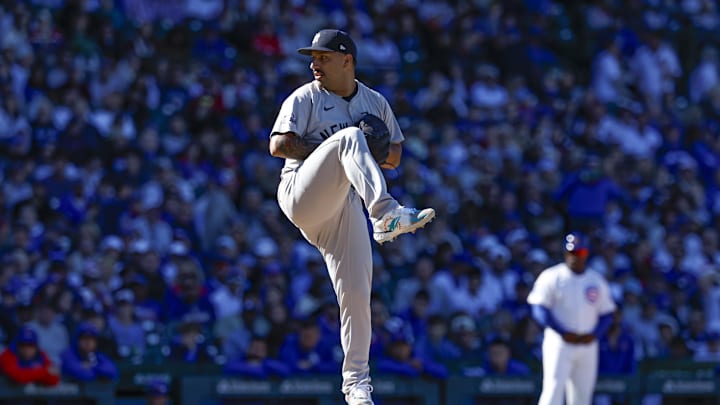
16, 327, 38, 345
564, 232, 589, 255
298, 29, 357, 60
77, 322, 99, 338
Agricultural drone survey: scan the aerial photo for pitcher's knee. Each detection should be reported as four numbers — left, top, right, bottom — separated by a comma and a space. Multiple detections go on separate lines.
339, 126, 366, 144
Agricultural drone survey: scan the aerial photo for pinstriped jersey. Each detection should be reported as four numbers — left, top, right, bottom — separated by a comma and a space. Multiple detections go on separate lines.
270, 79, 404, 176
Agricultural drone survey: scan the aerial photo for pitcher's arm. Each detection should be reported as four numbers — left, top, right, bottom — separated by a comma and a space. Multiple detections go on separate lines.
269, 132, 320, 160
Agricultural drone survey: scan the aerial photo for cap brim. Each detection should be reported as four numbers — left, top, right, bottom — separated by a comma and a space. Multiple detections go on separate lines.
298, 46, 336, 55
567, 247, 589, 257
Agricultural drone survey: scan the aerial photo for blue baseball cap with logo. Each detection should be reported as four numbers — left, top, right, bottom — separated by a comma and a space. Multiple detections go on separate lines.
564, 232, 589, 255
298, 29, 357, 60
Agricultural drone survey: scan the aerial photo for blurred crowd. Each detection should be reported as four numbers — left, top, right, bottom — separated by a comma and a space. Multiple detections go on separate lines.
1, 0, 720, 386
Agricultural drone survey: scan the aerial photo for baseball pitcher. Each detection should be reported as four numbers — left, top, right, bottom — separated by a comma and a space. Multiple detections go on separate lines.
527, 233, 616, 405
268, 29, 435, 405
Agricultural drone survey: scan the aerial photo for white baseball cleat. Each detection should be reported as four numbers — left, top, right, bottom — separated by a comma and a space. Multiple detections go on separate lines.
372, 206, 435, 244
345, 383, 374, 405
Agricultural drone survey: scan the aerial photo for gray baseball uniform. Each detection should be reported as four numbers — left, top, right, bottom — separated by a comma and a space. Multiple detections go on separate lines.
270, 79, 403, 393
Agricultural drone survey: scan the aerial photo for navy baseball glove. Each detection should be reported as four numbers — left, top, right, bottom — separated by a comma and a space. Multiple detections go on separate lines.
356, 114, 390, 164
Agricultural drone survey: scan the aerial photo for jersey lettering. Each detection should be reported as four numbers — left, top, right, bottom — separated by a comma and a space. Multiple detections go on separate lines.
271, 80, 404, 176
320, 122, 351, 139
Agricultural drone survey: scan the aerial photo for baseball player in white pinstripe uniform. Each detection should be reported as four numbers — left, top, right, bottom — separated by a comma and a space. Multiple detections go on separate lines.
268, 29, 435, 405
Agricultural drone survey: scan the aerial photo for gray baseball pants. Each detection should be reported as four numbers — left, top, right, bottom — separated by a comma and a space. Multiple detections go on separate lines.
276, 127, 399, 393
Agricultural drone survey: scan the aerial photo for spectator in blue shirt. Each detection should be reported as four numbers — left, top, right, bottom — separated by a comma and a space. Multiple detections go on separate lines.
316, 300, 342, 354
76, 303, 119, 359
375, 319, 448, 379
510, 315, 543, 372
399, 289, 431, 340
60, 322, 118, 382
224, 336, 290, 379
480, 336, 531, 376
263, 301, 293, 359
163, 258, 215, 328
9, 300, 32, 336
554, 155, 625, 233
129, 240, 169, 301
681, 309, 708, 354
128, 274, 163, 323
167, 314, 215, 364
440, 313, 484, 364
108, 289, 145, 360
501, 278, 533, 322
598, 310, 636, 374
414, 315, 453, 365
29, 100, 59, 155
278, 318, 339, 375
191, 24, 232, 69
26, 298, 68, 368
597, 310, 638, 405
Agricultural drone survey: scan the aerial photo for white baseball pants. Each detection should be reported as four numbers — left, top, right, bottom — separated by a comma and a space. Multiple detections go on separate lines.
538, 329, 599, 405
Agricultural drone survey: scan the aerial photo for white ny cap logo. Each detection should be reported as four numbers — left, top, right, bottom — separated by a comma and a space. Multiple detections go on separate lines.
312, 33, 321, 46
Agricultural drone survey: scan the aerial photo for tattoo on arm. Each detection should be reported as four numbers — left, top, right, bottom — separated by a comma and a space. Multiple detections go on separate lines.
273, 133, 320, 160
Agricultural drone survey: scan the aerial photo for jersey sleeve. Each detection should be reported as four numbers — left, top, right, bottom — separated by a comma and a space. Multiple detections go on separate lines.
270, 87, 312, 138
380, 97, 404, 144
526, 270, 553, 307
